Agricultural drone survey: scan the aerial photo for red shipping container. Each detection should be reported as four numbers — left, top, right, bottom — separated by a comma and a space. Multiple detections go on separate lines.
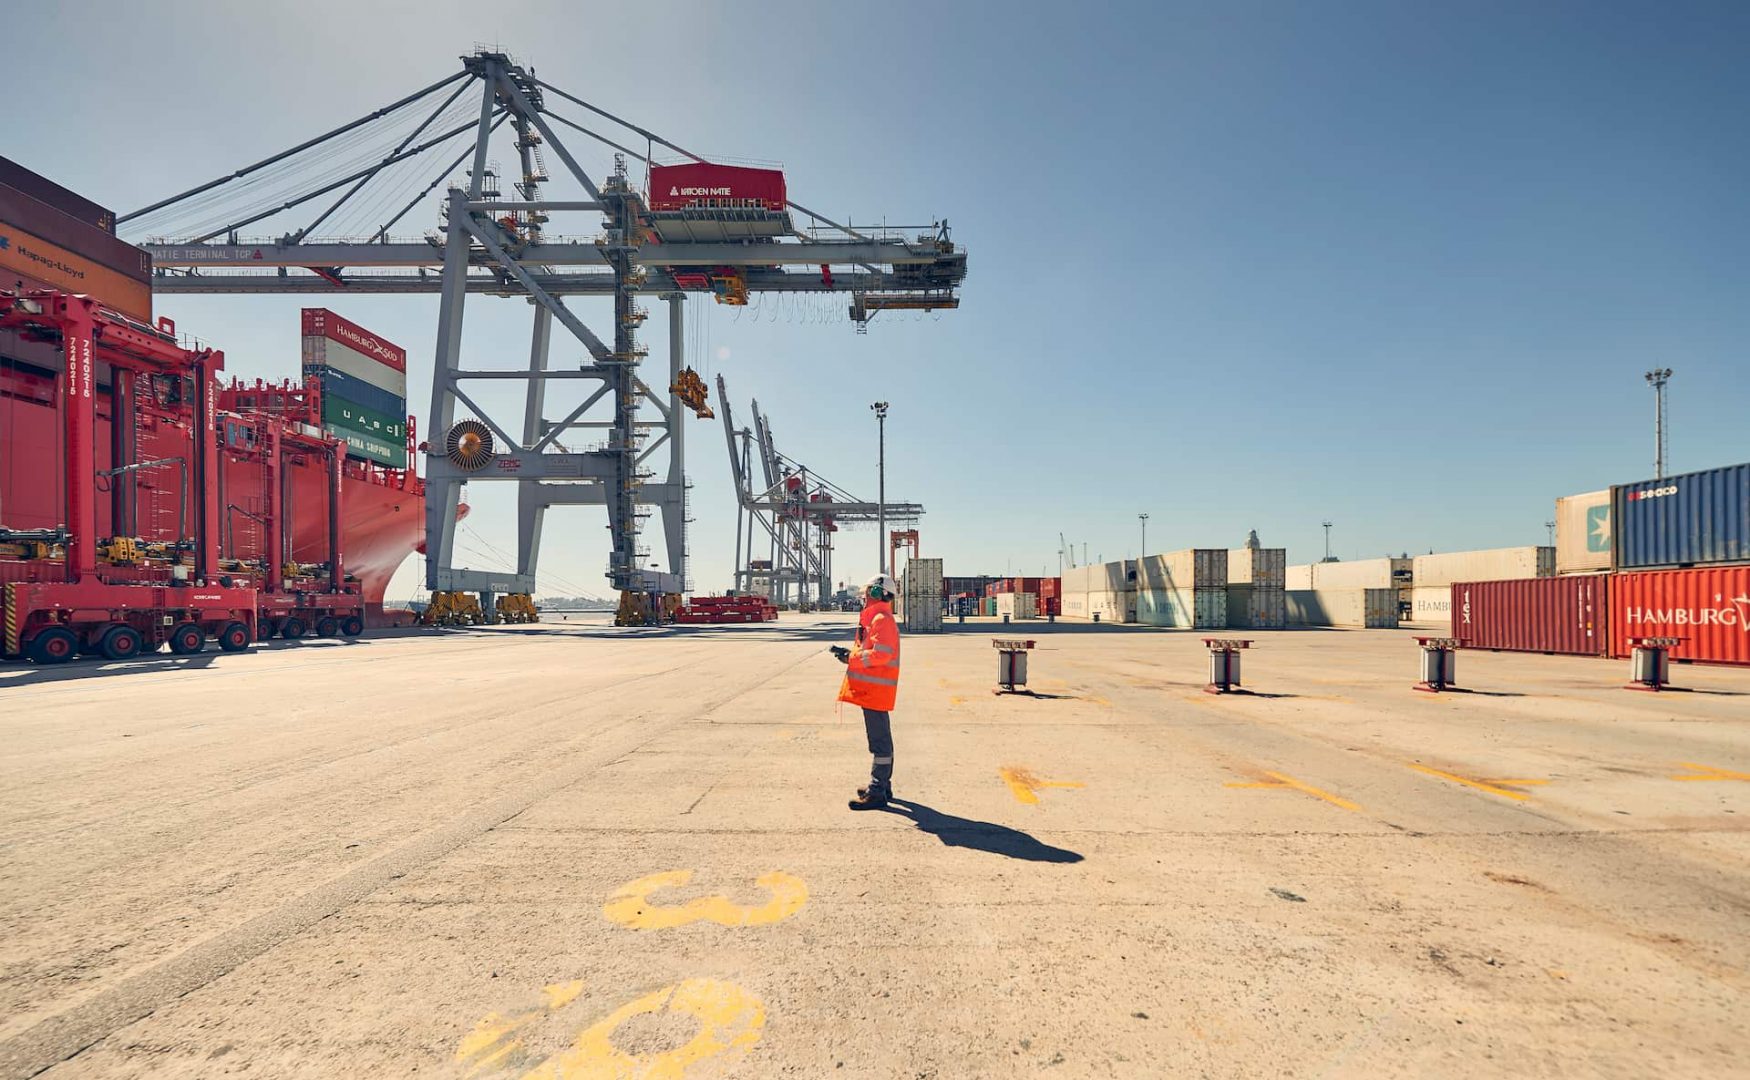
1451, 576, 1609, 657
1610, 567, 1750, 666
648, 163, 786, 211
1039, 577, 1061, 600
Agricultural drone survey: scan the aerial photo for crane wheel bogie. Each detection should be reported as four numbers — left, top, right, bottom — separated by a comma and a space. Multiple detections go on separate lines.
97, 625, 145, 662
315, 616, 340, 638
340, 616, 364, 637
27, 627, 79, 665
280, 617, 307, 640
217, 621, 252, 652
168, 624, 206, 656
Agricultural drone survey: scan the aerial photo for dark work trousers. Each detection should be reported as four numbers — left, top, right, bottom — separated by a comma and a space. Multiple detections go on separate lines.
861, 708, 894, 792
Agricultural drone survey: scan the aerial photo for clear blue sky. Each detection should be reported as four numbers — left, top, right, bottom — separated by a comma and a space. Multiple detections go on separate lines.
6, 1, 1746, 598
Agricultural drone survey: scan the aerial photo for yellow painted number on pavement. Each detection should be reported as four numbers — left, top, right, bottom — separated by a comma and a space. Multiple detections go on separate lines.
999, 765, 1085, 805
456, 981, 585, 1077
603, 870, 807, 930
521, 978, 765, 1080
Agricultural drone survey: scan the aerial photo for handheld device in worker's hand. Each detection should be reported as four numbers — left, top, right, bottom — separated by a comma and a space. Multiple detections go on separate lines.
830, 646, 850, 663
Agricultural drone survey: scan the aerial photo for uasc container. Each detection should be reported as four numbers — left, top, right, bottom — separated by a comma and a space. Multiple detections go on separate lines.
1609, 566, 1750, 666
1452, 576, 1608, 656
1612, 463, 1750, 570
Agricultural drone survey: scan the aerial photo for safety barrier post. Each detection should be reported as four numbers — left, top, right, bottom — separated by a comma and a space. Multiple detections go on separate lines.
992, 638, 1036, 694
1413, 636, 1460, 692
1202, 638, 1252, 694
1625, 635, 1682, 692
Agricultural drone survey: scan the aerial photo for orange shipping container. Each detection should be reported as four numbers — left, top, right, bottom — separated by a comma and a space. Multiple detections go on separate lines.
1610, 567, 1750, 667
0, 223, 151, 322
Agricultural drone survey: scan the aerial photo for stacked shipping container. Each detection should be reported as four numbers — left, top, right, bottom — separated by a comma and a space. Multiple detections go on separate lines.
300, 309, 408, 468
1137, 550, 1228, 628
0, 156, 152, 322
1450, 576, 1607, 656
1409, 546, 1553, 625
1284, 589, 1399, 628
1226, 547, 1286, 629
899, 557, 944, 632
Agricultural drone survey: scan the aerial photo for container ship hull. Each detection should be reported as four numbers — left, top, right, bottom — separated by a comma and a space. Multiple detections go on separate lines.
1, 359, 424, 625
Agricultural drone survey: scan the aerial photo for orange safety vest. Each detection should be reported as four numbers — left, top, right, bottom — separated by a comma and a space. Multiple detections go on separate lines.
838, 599, 900, 711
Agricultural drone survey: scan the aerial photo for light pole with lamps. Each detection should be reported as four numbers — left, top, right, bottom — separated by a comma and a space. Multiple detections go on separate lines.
872, 401, 889, 573
1139, 513, 1149, 559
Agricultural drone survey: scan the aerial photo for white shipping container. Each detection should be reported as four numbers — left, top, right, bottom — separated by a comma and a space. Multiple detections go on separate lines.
995, 592, 1038, 619
1066, 590, 1134, 623
1285, 589, 1399, 628
1408, 585, 1452, 624
1555, 490, 1612, 574
1062, 560, 1135, 594
1225, 584, 1286, 629
900, 558, 944, 631
1062, 592, 1090, 619
1306, 558, 1407, 590
1227, 548, 1286, 587
1412, 546, 1553, 589
1137, 549, 1227, 591
1286, 564, 1315, 590
1137, 587, 1227, 628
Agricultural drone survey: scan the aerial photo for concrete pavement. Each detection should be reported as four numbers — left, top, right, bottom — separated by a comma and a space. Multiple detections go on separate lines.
2, 615, 1746, 1077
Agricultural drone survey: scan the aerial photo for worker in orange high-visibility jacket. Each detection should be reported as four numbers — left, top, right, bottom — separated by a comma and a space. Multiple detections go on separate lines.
832, 573, 901, 810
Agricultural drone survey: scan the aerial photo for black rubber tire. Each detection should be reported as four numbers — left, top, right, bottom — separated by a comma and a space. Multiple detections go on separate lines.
315, 616, 339, 638
217, 621, 251, 652
28, 627, 79, 665
339, 615, 364, 637
280, 617, 307, 640
168, 623, 206, 656
258, 617, 280, 640
98, 625, 144, 661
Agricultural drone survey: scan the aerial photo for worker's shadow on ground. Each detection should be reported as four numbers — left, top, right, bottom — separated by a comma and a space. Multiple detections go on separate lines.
878, 799, 1083, 864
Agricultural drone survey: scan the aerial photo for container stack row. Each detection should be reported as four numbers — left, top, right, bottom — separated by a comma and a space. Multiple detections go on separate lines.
898, 557, 944, 632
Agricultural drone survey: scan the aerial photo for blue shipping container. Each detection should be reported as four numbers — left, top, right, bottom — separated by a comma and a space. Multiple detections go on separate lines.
1612, 462, 1750, 569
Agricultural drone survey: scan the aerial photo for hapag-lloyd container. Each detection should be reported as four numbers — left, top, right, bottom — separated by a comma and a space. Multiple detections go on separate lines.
1613, 463, 1750, 569
1451, 576, 1609, 656
1413, 547, 1553, 589
1555, 490, 1613, 573
1609, 566, 1750, 665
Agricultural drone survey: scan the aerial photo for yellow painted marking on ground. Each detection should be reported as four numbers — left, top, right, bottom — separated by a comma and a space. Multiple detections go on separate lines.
1090, 695, 1112, 707
521, 978, 764, 1080
999, 766, 1085, 805
457, 980, 585, 1076
602, 870, 807, 930
1225, 771, 1359, 811
949, 695, 967, 706
1408, 763, 1535, 801
1670, 762, 1750, 782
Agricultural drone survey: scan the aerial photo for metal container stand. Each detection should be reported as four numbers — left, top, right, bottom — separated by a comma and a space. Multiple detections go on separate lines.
1413, 636, 1460, 692
993, 638, 1037, 694
1625, 636, 1683, 691
1202, 638, 1252, 694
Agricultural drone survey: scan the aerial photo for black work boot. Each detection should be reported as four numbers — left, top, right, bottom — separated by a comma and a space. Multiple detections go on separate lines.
848, 785, 891, 811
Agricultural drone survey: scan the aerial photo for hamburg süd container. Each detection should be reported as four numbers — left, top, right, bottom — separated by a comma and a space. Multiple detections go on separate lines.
1451, 576, 1608, 656
1612, 463, 1750, 570
1408, 586, 1452, 624
1609, 566, 1750, 666
1284, 589, 1399, 628
1555, 490, 1612, 574
1413, 547, 1553, 589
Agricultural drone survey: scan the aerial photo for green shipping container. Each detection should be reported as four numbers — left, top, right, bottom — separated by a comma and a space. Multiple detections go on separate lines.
322, 392, 407, 441
323, 413, 406, 468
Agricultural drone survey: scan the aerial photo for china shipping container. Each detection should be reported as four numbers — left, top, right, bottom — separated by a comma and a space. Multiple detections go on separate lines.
1554, 490, 1612, 574
1612, 463, 1750, 570
1413, 547, 1554, 589
1, 155, 116, 233
1609, 566, 1750, 666
647, 163, 787, 211
1285, 589, 1398, 628
1451, 576, 1609, 656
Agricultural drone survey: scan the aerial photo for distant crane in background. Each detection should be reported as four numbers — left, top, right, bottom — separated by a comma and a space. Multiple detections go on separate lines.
1059, 532, 1075, 576
1645, 368, 1673, 479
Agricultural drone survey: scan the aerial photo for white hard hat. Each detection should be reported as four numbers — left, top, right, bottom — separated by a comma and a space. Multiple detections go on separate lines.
865, 573, 898, 598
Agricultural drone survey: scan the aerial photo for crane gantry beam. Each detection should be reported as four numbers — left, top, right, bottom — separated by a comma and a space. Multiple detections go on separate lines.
121, 49, 963, 619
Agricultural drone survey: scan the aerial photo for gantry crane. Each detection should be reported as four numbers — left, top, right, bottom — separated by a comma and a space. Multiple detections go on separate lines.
717, 375, 920, 609
121, 49, 966, 622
